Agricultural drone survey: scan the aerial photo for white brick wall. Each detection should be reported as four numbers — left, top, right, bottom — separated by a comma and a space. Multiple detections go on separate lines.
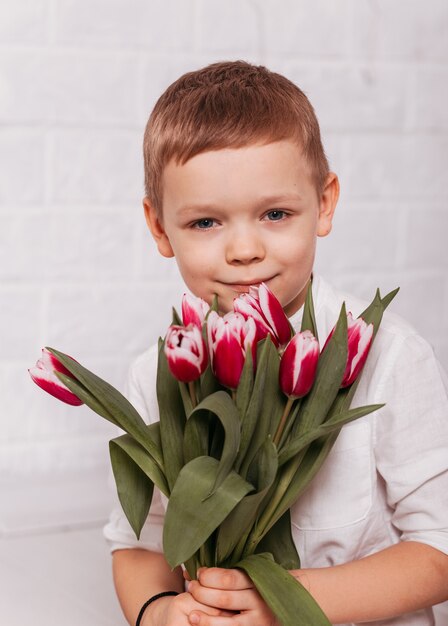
1, 0, 447, 537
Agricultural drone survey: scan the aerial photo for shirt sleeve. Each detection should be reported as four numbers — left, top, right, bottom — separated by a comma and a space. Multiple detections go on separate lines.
374, 332, 448, 555
103, 346, 167, 554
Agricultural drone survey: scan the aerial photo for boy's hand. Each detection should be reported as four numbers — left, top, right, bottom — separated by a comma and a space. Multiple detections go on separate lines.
187, 567, 279, 626
142, 591, 231, 626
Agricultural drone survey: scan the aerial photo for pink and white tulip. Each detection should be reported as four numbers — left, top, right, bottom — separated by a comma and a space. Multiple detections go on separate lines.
323, 312, 374, 388
207, 311, 257, 389
29, 348, 83, 406
233, 282, 291, 348
181, 293, 210, 328
279, 330, 319, 398
164, 324, 208, 383
341, 313, 374, 388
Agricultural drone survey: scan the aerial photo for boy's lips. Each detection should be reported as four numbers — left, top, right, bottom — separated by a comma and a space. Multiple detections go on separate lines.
228, 284, 259, 293
222, 276, 276, 292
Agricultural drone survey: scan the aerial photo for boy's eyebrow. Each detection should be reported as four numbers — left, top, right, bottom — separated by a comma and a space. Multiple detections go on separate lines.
177, 193, 303, 215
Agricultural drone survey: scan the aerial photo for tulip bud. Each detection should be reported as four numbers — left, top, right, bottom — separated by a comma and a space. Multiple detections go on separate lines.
29, 348, 83, 406
233, 282, 291, 348
341, 313, 373, 388
323, 312, 374, 388
181, 293, 210, 328
279, 331, 319, 398
164, 324, 208, 383
207, 311, 256, 389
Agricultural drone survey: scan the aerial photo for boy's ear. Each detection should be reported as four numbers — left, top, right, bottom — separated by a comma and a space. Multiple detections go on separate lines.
143, 198, 175, 258
317, 172, 339, 238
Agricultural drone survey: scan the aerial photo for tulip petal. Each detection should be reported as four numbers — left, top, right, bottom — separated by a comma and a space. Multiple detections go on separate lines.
233, 295, 273, 344
279, 331, 319, 398
213, 331, 245, 389
207, 312, 255, 389
166, 352, 204, 383
41, 348, 73, 376
258, 283, 291, 347
164, 324, 208, 383
341, 315, 373, 387
182, 293, 209, 328
29, 366, 83, 406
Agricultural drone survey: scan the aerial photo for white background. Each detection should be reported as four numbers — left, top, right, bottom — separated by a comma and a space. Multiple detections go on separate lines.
0, 0, 447, 622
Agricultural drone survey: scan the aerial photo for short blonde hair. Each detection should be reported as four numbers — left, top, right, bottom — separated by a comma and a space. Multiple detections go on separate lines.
143, 60, 329, 215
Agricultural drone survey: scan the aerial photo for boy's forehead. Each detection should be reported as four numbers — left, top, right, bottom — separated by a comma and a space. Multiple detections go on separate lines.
162, 140, 314, 205
168, 139, 305, 169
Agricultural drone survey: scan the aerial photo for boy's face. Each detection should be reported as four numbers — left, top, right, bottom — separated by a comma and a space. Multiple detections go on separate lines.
145, 140, 338, 317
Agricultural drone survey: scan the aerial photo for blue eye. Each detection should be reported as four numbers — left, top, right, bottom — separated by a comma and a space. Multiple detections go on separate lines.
266, 210, 286, 221
193, 218, 215, 229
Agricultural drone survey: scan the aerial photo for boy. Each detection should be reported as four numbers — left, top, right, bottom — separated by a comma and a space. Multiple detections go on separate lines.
104, 61, 448, 625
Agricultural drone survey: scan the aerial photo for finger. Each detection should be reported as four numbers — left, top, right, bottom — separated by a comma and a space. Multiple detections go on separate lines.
198, 567, 253, 590
189, 581, 257, 612
176, 592, 224, 617
188, 610, 237, 626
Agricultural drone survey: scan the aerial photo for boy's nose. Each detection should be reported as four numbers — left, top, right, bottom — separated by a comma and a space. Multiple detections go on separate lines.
225, 228, 265, 265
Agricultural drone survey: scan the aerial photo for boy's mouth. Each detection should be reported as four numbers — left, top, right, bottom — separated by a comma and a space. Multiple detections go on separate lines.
223, 276, 276, 293
228, 284, 259, 293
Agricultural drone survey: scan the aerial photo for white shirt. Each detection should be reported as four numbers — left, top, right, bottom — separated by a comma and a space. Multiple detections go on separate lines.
104, 275, 448, 626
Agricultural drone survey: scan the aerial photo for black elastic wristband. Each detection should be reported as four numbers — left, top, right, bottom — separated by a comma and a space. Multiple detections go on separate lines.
135, 591, 179, 626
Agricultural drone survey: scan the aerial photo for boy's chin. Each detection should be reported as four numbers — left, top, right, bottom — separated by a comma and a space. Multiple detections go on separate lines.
218, 305, 233, 316
207, 294, 235, 316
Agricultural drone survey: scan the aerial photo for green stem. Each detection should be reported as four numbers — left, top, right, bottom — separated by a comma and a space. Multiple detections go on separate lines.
242, 451, 306, 557
273, 396, 294, 446
278, 398, 302, 449
188, 381, 197, 407
184, 552, 201, 580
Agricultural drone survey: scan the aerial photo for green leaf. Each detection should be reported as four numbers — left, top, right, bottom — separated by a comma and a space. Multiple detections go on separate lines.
278, 403, 384, 465
254, 404, 384, 540
380, 287, 400, 311
235, 348, 254, 418
200, 364, 222, 403
292, 303, 348, 437
184, 391, 241, 496
267, 434, 338, 532
47, 348, 162, 467
55, 372, 119, 427
216, 438, 278, 564
109, 439, 154, 540
163, 456, 253, 569
300, 277, 318, 341
324, 287, 398, 422
178, 380, 194, 416
277, 397, 302, 449
171, 307, 182, 326
237, 338, 283, 476
110, 433, 169, 497
255, 509, 300, 570
183, 408, 210, 463
156, 341, 187, 491
236, 553, 331, 626
147, 421, 162, 450
360, 287, 399, 337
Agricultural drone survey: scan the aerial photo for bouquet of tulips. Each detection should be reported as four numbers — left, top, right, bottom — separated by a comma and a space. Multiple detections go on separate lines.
29, 280, 398, 626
